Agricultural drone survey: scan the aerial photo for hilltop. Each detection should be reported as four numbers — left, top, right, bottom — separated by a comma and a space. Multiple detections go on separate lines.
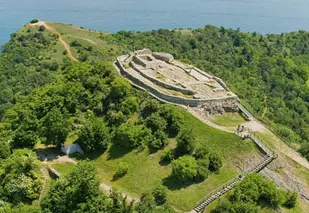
1, 21, 309, 213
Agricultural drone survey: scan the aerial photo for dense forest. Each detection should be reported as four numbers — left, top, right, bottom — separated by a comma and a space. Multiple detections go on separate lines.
0, 21, 307, 212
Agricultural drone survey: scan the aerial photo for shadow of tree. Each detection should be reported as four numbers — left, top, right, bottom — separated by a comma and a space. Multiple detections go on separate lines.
107, 144, 131, 160
162, 175, 195, 191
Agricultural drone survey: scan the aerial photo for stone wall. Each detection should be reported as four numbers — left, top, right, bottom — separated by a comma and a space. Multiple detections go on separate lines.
115, 58, 239, 108
135, 49, 152, 55
153, 52, 174, 62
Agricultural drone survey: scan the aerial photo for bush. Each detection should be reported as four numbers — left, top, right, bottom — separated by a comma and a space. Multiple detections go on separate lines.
114, 162, 129, 179
39, 25, 45, 32
160, 148, 174, 163
140, 99, 160, 118
145, 113, 167, 133
196, 158, 210, 181
194, 146, 210, 159
299, 143, 309, 161
284, 191, 297, 208
172, 155, 197, 182
0, 140, 11, 159
152, 185, 168, 205
29, 19, 39, 24
12, 129, 38, 149
175, 128, 195, 156
119, 96, 139, 115
208, 152, 222, 173
159, 105, 184, 136
149, 130, 168, 150
106, 110, 126, 126
70, 40, 82, 47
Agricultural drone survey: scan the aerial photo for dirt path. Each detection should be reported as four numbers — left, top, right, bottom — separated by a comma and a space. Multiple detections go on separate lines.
29, 21, 77, 61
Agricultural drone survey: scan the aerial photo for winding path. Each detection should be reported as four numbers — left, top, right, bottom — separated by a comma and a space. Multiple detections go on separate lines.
29, 21, 77, 61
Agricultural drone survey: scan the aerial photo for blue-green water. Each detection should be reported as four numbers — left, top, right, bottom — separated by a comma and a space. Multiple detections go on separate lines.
1, 0, 309, 45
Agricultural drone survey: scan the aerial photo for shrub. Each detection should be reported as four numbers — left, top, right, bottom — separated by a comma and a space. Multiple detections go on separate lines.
145, 113, 167, 133
194, 146, 210, 159
175, 128, 195, 156
12, 129, 38, 149
284, 191, 297, 208
39, 25, 45, 32
114, 162, 129, 179
106, 110, 126, 126
119, 96, 139, 115
152, 185, 168, 205
30, 19, 39, 24
149, 130, 168, 150
196, 158, 210, 181
172, 155, 197, 182
160, 148, 174, 163
70, 40, 82, 47
0, 140, 11, 159
208, 152, 222, 173
140, 99, 160, 118
159, 105, 184, 136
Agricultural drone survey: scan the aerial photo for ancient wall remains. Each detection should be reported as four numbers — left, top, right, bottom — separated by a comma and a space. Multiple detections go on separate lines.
115, 58, 239, 108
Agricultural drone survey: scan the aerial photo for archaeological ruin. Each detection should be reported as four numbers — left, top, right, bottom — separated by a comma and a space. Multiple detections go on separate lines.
115, 49, 241, 117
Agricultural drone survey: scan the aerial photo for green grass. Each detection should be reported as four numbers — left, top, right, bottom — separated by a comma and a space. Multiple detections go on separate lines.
48, 22, 120, 62
92, 107, 260, 211
51, 162, 76, 176
212, 112, 246, 128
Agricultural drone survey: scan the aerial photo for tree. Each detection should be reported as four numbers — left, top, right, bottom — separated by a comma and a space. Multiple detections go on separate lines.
114, 122, 152, 149
0, 149, 42, 204
40, 108, 70, 147
152, 185, 168, 205
159, 105, 183, 136
145, 113, 167, 133
110, 77, 131, 100
12, 129, 38, 149
140, 99, 160, 118
0, 140, 10, 159
29, 19, 39, 24
77, 118, 111, 152
149, 130, 168, 150
172, 155, 198, 182
211, 199, 232, 213
175, 129, 195, 156
231, 202, 259, 213
135, 193, 173, 213
11, 112, 39, 149
196, 158, 210, 181
41, 161, 119, 213
119, 96, 139, 115
208, 152, 222, 173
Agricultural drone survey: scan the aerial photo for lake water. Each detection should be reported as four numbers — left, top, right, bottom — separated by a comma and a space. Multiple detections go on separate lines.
1, 0, 309, 45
